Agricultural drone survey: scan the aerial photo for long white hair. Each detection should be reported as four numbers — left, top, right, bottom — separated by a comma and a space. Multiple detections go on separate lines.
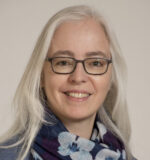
0, 5, 133, 160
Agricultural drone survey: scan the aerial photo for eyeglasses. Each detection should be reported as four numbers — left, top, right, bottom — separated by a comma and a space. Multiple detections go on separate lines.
46, 57, 112, 75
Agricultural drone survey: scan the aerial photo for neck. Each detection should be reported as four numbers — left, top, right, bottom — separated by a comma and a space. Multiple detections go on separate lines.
61, 115, 96, 139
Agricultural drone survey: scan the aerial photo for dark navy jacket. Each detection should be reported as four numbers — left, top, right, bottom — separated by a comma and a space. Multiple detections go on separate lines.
0, 137, 29, 160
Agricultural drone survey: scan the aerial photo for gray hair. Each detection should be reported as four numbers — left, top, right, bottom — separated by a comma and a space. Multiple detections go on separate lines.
0, 5, 132, 160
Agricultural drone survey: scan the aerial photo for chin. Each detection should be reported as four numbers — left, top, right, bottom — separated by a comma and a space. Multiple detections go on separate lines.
61, 111, 96, 122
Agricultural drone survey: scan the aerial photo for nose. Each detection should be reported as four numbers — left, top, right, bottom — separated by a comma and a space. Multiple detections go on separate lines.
68, 63, 88, 84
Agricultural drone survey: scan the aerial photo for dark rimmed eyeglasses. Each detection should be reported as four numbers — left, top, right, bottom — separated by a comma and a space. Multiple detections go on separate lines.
46, 57, 112, 75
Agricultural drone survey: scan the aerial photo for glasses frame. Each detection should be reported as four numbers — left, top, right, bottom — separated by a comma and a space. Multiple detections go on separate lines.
46, 56, 112, 75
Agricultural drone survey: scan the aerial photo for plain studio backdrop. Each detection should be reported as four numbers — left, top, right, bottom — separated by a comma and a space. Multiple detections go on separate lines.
0, 0, 150, 159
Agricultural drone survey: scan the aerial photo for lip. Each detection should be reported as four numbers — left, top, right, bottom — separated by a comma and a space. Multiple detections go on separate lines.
63, 89, 92, 94
62, 90, 92, 102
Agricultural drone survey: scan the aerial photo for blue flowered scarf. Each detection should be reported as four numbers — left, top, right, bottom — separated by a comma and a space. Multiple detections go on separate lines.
30, 108, 127, 160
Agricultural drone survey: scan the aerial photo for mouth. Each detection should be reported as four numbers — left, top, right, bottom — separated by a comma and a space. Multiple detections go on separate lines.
64, 92, 91, 98
63, 90, 92, 99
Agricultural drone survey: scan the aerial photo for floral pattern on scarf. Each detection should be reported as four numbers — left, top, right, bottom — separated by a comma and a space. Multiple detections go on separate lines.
30, 108, 133, 160
58, 132, 95, 160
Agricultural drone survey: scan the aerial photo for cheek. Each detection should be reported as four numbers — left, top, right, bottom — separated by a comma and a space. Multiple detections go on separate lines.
94, 72, 112, 97
44, 75, 59, 96
42, 67, 56, 98
43, 69, 66, 101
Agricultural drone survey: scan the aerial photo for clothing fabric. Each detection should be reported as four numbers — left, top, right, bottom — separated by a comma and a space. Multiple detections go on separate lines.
0, 136, 29, 160
0, 108, 137, 160
30, 108, 127, 160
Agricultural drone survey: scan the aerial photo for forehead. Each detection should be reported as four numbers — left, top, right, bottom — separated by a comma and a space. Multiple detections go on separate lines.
49, 18, 110, 57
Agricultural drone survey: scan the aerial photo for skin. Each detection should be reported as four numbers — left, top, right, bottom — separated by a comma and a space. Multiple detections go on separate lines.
42, 18, 112, 139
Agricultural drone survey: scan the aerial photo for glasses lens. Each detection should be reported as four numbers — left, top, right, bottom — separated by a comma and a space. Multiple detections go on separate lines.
85, 58, 108, 74
52, 57, 75, 73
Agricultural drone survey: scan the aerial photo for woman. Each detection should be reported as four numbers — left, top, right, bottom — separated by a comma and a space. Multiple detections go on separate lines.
0, 5, 136, 160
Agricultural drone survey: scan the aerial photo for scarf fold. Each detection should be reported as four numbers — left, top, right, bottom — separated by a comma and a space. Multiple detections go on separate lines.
30, 108, 126, 160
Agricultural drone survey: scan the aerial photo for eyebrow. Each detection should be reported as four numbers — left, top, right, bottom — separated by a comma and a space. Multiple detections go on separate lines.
51, 50, 109, 58
52, 50, 74, 57
85, 51, 108, 58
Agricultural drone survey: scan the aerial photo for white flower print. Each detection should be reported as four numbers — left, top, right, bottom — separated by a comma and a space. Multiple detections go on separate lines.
97, 122, 107, 140
31, 149, 43, 160
122, 149, 126, 160
91, 127, 99, 141
58, 131, 95, 160
95, 148, 121, 160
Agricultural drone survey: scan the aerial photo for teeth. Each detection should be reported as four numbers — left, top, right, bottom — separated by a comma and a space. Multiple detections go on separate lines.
67, 92, 89, 98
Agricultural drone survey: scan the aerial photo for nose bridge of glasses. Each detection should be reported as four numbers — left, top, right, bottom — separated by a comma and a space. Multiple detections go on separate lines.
69, 59, 88, 83
71, 58, 86, 74
74, 59, 86, 71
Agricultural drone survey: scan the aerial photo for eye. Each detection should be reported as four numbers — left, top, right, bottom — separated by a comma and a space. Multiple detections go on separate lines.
56, 60, 68, 66
92, 61, 102, 66
53, 58, 73, 67
89, 59, 105, 67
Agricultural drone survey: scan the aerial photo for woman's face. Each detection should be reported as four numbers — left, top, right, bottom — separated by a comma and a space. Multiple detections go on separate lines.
42, 18, 112, 122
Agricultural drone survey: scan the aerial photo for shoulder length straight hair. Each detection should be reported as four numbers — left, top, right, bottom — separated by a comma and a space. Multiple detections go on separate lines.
0, 5, 133, 160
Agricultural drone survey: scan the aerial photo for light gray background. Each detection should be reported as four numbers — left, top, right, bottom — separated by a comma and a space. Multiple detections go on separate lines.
0, 0, 150, 159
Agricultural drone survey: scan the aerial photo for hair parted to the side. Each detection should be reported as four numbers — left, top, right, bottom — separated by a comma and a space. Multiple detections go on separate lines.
0, 5, 133, 160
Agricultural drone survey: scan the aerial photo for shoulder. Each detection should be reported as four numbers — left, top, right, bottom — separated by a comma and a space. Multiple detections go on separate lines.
0, 136, 29, 160
0, 146, 20, 160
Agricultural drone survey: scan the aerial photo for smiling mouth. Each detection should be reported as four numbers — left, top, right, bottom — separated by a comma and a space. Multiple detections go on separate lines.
64, 92, 91, 98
